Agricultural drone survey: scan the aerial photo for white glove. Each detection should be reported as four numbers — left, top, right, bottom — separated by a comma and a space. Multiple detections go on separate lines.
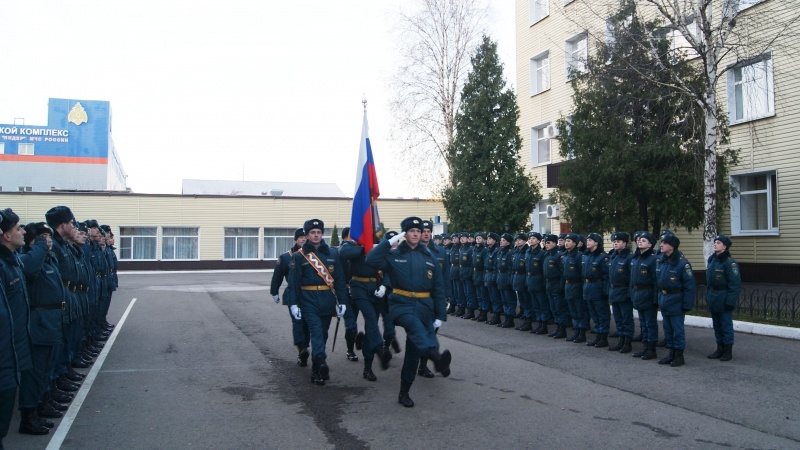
290, 305, 302, 320
433, 319, 442, 330
374, 285, 386, 298
389, 231, 406, 246
336, 304, 346, 318
272, 294, 280, 304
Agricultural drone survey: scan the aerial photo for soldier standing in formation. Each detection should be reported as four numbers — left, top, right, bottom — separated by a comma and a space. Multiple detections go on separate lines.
705, 235, 741, 362
483, 233, 502, 325
630, 232, 659, 360
656, 232, 695, 367
271, 228, 311, 367
607, 232, 634, 353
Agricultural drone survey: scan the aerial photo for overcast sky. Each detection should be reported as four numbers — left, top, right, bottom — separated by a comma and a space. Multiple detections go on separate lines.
0, 1, 516, 198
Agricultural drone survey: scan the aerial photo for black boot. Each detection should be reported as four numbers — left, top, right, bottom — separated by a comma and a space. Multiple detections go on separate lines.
586, 331, 600, 346
36, 401, 62, 419
500, 316, 515, 329
620, 337, 632, 353
446, 303, 456, 315
553, 324, 567, 339
641, 343, 658, 360
670, 349, 685, 367
632, 342, 648, 358
518, 318, 532, 332
19, 408, 49, 435
608, 337, 625, 351
310, 360, 324, 386
534, 322, 549, 335
707, 344, 723, 359
454, 306, 465, 317
316, 355, 330, 380
566, 328, 579, 342
658, 348, 675, 365
475, 310, 488, 323
379, 344, 392, 370
594, 333, 609, 348
355, 331, 364, 350
363, 358, 377, 381
50, 387, 73, 404
345, 330, 359, 362
573, 329, 587, 343
487, 312, 502, 325
632, 332, 643, 342
719, 344, 733, 362
417, 357, 434, 378
398, 382, 414, 408
462, 308, 475, 320
428, 349, 452, 377
297, 346, 309, 367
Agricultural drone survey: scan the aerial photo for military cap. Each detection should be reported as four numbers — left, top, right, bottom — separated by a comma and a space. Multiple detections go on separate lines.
565, 233, 580, 243
85, 219, 99, 229
24, 222, 53, 246
715, 234, 732, 249
100, 224, 114, 236
474, 231, 486, 239
441, 233, 450, 240
303, 218, 324, 234
661, 233, 680, 249
0, 209, 19, 233
514, 233, 527, 242
487, 232, 500, 241
633, 230, 645, 242
385, 230, 399, 241
528, 231, 543, 240
421, 220, 434, 231
587, 232, 603, 243
45, 205, 74, 229
77, 221, 89, 233
640, 232, 656, 246
558, 233, 567, 240
660, 229, 673, 238
544, 234, 558, 243
401, 217, 423, 233
464, 232, 474, 239
500, 233, 514, 243
293, 227, 305, 240
610, 232, 629, 242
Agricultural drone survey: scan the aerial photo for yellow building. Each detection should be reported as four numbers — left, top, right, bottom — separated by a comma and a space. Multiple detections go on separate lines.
516, 0, 797, 282
0, 191, 446, 271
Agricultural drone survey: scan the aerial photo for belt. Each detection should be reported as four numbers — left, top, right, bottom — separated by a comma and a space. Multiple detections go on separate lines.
31, 302, 65, 311
611, 283, 627, 288
301, 285, 330, 291
96, 273, 106, 279
661, 289, 681, 295
565, 279, 581, 284
546, 277, 561, 281
351, 276, 377, 283
633, 285, 652, 290
708, 286, 727, 291
393, 288, 430, 298
584, 278, 599, 283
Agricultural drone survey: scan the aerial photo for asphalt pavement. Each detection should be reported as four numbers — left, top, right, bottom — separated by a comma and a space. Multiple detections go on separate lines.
6, 271, 799, 449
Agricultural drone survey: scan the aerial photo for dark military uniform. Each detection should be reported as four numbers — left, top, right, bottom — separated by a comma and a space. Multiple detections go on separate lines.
582, 236, 610, 348
608, 232, 634, 352
629, 234, 659, 360
458, 235, 476, 318
496, 235, 516, 328
543, 234, 568, 338
655, 234, 695, 367
562, 234, 587, 343
448, 235, 462, 315
471, 234, 488, 321
270, 242, 310, 365
706, 235, 741, 361
483, 235, 502, 324
525, 233, 549, 334
0, 277, 18, 445
511, 236, 531, 330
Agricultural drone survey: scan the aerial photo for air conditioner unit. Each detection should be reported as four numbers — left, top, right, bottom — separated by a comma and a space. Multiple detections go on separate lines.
546, 204, 560, 219
545, 124, 559, 139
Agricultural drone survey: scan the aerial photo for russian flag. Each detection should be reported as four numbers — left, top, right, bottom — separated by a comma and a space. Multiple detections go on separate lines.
350, 110, 382, 252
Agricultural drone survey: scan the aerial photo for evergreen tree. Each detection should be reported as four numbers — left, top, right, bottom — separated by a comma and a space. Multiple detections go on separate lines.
443, 36, 541, 233
552, 1, 736, 235
330, 224, 339, 247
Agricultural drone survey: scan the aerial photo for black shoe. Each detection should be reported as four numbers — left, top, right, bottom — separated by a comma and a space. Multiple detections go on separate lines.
586, 333, 600, 346
50, 390, 73, 403
619, 337, 632, 354
632, 333, 643, 342
566, 328, 578, 342
533, 323, 549, 335
573, 329, 587, 344
500, 317, 515, 329
355, 332, 364, 350
347, 350, 359, 362
670, 349, 685, 367
67, 369, 85, 380
318, 359, 330, 380
71, 360, 90, 369
719, 344, 733, 362
391, 338, 402, 354
398, 388, 414, 408
487, 313, 502, 326
297, 347, 309, 367
462, 309, 475, 320
310, 366, 325, 386
19, 409, 49, 435
417, 361, 435, 378
56, 378, 79, 392
430, 349, 451, 377
632, 343, 648, 358
594, 333, 609, 348
707, 344, 724, 359
363, 367, 377, 382
379, 347, 392, 370
64, 371, 84, 382
446, 303, 456, 315
35, 416, 55, 429
608, 337, 624, 351
475, 311, 488, 323
553, 324, 567, 339
37, 402, 63, 419
641, 343, 658, 360
454, 307, 465, 317
518, 318, 533, 332
47, 399, 69, 412
658, 349, 675, 365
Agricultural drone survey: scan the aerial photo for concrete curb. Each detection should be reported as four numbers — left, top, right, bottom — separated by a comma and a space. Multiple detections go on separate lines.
658, 311, 800, 341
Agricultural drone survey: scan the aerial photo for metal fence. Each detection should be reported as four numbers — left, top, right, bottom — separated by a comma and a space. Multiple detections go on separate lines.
693, 285, 800, 326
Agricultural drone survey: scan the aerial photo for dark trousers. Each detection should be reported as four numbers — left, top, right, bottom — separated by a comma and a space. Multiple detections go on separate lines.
462, 280, 477, 309
529, 289, 550, 322
394, 307, 437, 385
546, 282, 568, 325
711, 311, 735, 345
611, 300, 634, 337
516, 289, 532, 318
500, 287, 516, 317
19, 344, 55, 409
380, 298, 395, 341
637, 307, 658, 343
586, 297, 610, 333
566, 294, 588, 329
486, 284, 502, 313
299, 300, 332, 361
0, 387, 16, 440
287, 306, 310, 348
662, 313, 686, 350
355, 297, 383, 360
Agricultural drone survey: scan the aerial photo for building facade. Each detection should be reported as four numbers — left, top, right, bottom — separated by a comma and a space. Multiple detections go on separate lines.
0, 98, 127, 192
516, 0, 798, 283
0, 191, 447, 271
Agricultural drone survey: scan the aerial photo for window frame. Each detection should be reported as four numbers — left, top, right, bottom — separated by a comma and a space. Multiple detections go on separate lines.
119, 226, 158, 261
730, 170, 779, 236
18, 143, 34, 155
531, 123, 551, 166
529, 0, 549, 25
161, 226, 200, 260
726, 53, 775, 124
263, 227, 296, 260
530, 51, 550, 95
565, 32, 588, 80
734, 0, 765, 12
531, 199, 553, 235
667, 20, 699, 61
223, 227, 260, 260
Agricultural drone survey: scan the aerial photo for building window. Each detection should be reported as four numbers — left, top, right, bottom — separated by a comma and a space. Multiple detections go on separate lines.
532, 124, 551, 165
530, 51, 550, 95
0, 143, 4, 154
733, 0, 764, 12
162, 227, 199, 260
727, 54, 774, 124
668, 21, 699, 61
119, 227, 157, 260
17, 186, 32, 192
224, 227, 259, 259
730, 171, 778, 235
565, 33, 588, 80
532, 200, 553, 235
529, 0, 549, 24
264, 227, 295, 259
18, 143, 34, 155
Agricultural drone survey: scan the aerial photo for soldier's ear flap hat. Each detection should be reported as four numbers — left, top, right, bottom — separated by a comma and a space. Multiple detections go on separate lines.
0, 208, 19, 233
514, 233, 527, 242
400, 217, 423, 233
544, 234, 558, 243
528, 232, 543, 240
640, 232, 656, 246
24, 222, 52, 245
587, 232, 603, 244
558, 233, 567, 240
715, 234, 732, 249
45, 205, 74, 229
611, 232, 629, 242
385, 230, 399, 241
500, 233, 514, 243
475, 232, 486, 239
293, 227, 305, 240
565, 233, 580, 243
487, 232, 500, 241
421, 220, 434, 231
303, 219, 324, 234
661, 233, 680, 249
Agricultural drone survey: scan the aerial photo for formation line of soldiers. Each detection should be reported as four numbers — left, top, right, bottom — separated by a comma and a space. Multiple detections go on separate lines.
1, 205, 118, 446
437, 229, 740, 366
271, 217, 451, 408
